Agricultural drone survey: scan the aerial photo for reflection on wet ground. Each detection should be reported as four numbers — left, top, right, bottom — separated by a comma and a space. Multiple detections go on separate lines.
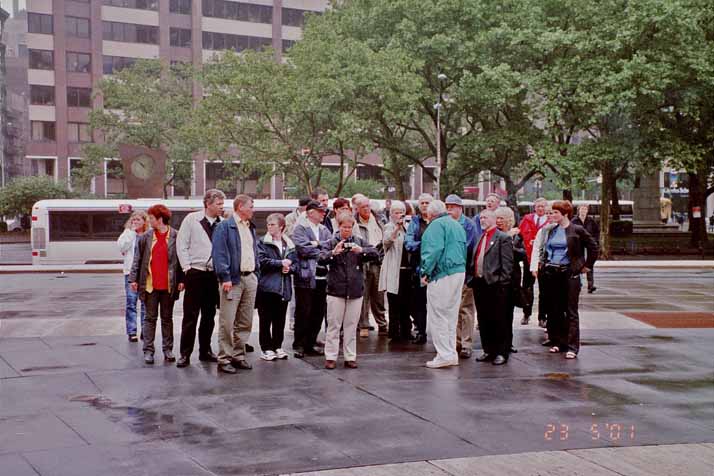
1, 327, 712, 475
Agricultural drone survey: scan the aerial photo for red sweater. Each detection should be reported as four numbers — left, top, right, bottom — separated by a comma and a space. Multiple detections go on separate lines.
150, 229, 169, 290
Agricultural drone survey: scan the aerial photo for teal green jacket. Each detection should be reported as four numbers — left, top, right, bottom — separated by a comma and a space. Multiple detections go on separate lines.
420, 213, 467, 282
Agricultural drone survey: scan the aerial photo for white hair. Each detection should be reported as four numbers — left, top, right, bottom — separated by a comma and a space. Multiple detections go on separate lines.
370, 199, 382, 212
390, 200, 405, 212
418, 193, 434, 202
427, 200, 446, 217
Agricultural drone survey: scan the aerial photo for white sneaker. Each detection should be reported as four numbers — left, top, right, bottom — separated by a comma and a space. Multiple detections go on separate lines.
275, 348, 288, 359
425, 358, 459, 369
260, 350, 277, 361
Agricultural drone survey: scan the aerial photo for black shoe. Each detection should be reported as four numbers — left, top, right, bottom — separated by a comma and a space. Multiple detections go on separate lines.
144, 352, 154, 365
305, 347, 325, 356
199, 351, 218, 362
231, 359, 252, 370
176, 355, 190, 368
459, 349, 472, 359
475, 353, 493, 362
218, 363, 237, 374
588, 286, 597, 294
492, 355, 507, 365
541, 339, 553, 347
510, 346, 518, 354
128, 334, 138, 342
293, 348, 305, 359
164, 351, 176, 362
245, 344, 254, 353
412, 334, 427, 345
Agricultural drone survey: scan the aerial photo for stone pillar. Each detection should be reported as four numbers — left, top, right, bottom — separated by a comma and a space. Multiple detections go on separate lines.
633, 171, 677, 232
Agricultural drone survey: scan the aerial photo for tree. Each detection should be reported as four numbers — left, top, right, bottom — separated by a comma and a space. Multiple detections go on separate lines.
0, 176, 77, 217
86, 60, 198, 198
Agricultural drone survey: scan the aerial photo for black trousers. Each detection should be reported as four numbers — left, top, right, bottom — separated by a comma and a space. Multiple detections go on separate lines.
257, 291, 288, 352
536, 272, 548, 323
473, 279, 510, 357
541, 267, 581, 353
293, 280, 327, 351
180, 269, 218, 357
521, 270, 535, 318
387, 269, 413, 339
143, 290, 174, 354
410, 280, 427, 337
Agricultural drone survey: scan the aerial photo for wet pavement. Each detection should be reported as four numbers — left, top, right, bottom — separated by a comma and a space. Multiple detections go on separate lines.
0, 268, 712, 475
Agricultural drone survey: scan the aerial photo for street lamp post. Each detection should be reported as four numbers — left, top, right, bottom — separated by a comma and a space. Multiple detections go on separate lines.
433, 73, 447, 199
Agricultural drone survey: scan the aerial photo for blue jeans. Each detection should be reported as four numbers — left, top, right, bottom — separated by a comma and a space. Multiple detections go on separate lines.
124, 275, 145, 336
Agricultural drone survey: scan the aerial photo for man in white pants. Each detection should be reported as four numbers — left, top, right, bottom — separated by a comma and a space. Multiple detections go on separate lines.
419, 200, 467, 368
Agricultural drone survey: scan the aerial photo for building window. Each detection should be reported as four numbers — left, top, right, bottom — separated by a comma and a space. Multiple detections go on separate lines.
170, 28, 192, 47
29, 49, 54, 69
65, 16, 91, 39
202, 31, 272, 52
67, 87, 92, 107
103, 55, 136, 74
68, 123, 92, 143
170, 0, 191, 14
28, 13, 53, 34
103, 0, 159, 10
66, 52, 92, 73
202, 0, 272, 24
30, 85, 55, 105
103, 21, 159, 44
31, 121, 56, 141
282, 8, 307, 27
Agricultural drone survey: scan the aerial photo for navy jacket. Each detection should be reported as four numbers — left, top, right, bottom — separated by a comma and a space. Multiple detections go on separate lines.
292, 219, 332, 289
212, 216, 260, 285
319, 235, 380, 299
257, 234, 298, 302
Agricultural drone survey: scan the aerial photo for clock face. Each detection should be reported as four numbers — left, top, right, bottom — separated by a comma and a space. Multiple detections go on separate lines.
130, 155, 154, 180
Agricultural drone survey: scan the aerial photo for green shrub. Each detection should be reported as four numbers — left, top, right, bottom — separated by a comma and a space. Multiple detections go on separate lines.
0, 176, 78, 217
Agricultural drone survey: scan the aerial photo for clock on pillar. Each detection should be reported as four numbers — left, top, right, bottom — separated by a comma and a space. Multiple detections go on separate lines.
119, 144, 167, 198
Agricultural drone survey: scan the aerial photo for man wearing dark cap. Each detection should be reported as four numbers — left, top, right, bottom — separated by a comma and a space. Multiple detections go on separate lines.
291, 200, 332, 358
445, 194, 479, 359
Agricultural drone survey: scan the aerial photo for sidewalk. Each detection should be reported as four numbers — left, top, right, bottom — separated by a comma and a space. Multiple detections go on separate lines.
286, 443, 714, 475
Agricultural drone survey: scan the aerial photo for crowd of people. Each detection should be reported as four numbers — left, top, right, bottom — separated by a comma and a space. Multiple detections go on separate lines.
118, 188, 599, 372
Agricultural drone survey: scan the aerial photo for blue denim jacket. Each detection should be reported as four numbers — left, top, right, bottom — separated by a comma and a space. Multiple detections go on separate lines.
212, 216, 260, 285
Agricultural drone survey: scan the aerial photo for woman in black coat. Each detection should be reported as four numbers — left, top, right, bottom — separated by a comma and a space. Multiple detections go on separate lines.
257, 213, 297, 361
318, 212, 380, 369
494, 207, 527, 355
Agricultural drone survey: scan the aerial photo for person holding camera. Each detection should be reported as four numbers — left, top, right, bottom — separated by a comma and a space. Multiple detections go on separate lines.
379, 201, 412, 342
320, 212, 380, 369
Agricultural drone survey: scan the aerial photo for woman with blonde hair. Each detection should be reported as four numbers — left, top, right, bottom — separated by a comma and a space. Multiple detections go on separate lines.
117, 210, 148, 342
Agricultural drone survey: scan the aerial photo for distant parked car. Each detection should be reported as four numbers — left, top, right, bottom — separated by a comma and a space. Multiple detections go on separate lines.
4, 215, 28, 232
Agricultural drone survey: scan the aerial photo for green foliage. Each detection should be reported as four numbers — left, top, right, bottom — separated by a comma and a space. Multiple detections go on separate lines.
87, 60, 198, 197
284, 168, 385, 199
0, 176, 77, 217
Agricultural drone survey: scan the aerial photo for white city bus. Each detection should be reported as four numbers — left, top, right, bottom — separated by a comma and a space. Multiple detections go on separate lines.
28, 197, 487, 265
30, 199, 299, 265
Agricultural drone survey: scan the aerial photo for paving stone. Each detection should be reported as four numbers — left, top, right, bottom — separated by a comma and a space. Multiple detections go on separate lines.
0, 373, 100, 418
570, 443, 714, 476
0, 413, 86, 455
23, 442, 213, 476
0, 355, 19, 378
287, 461, 451, 476
0, 453, 40, 476
1, 345, 137, 377
430, 450, 621, 476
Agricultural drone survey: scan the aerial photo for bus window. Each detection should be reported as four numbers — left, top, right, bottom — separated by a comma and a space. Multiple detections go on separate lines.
169, 211, 189, 230
50, 212, 90, 241
92, 212, 130, 240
